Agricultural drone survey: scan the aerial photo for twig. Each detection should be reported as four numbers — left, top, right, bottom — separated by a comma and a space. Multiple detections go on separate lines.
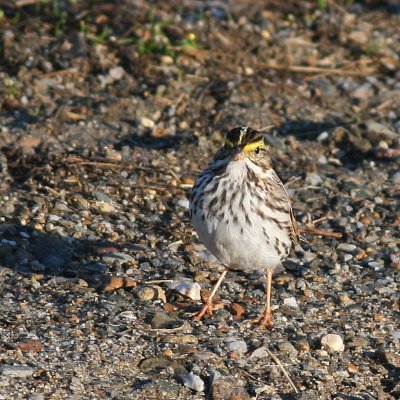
264, 347, 299, 393
310, 215, 330, 225
41, 68, 79, 78
145, 279, 174, 284
299, 227, 342, 239
71, 161, 123, 169
262, 63, 375, 77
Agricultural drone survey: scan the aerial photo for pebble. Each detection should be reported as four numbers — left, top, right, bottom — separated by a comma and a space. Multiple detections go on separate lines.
348, 30, 369, 45
102, 276, 137, 292
176, 199, 190, 209
162, 334, 198, 345
249, 346, 268, 359
135, 379, 189, 398
134, 285, 166, 302
211, 373, 251, 400
352, 83, 373, 99
140, 116, 155, 129
368, 261, 384, 270
337, 243, 357, 252
276, 341, 298, 357
283, 296, 299, 308
321, 334, 345, 352
179, 372, 205, 392
305, 172, 323, 186
150, 311, 182, 329
168, 279, 201, 301
224, 338, 248, 356
0, 365, 35, 378
365, 120, 399, 142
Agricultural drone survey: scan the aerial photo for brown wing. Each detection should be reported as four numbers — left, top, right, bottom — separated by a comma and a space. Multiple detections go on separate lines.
270, 170, 300, 245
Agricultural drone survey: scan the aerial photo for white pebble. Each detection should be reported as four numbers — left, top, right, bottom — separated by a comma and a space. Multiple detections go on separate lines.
305, 172, 322, 186
176, 199, 189, 209
168, 280, 201, 301
140, 116, 155, 129
283, 297, 299, 308
180, 372, 205, 392
321, 334, 345, 352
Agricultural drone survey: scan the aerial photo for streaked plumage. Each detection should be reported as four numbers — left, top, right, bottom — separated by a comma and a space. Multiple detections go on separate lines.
189, 126, 298, 327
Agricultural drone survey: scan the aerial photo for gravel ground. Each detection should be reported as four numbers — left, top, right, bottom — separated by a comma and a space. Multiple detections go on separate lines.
0, 1, 399, 399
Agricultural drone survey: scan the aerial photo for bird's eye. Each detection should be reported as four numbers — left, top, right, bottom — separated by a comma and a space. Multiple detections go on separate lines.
255, 147, 260, 155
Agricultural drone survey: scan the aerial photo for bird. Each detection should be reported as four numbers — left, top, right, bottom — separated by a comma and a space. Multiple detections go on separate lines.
189, 126, 299, 328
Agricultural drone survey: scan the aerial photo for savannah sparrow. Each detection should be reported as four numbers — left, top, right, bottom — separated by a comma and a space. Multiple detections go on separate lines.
189, 126, 299, 328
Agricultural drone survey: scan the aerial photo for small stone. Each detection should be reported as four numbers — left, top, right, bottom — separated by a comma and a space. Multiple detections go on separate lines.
305, 172, 322, 186
321, 334, 345, 352
134, 285, 166, 302
346, 336, 370, 349
276, 341, 298, 357
179, 372, 205, 392
347, 363, 359, 373
0, 365, 35, 378
140, 116, 155, 129
352, 83, 373, 99
168, 280, 201, 301
211, 374, 251, 400
18, 341, 44, 352
339, 293, 351, 303
105, 148, 122, 161
390, 171, 400, 185
102, 277, 137, 292
108, 66, 124, 80
162, 334, 198, 345
348, 30, 369, 45
283, 297, 299, 308
97, 201, 115, 213
249, 346, 268, 359
224, 338, 248, 356
365, 120, 399, 142
294, 339, 310, 351
368, 261, 384, 270
138, 357, 183, 373
337, 243, 357, 252
176, 199, 189, 209
150, 311, 182, 329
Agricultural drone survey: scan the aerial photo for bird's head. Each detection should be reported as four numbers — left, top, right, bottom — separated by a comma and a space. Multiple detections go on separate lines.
215, 126, 272, 167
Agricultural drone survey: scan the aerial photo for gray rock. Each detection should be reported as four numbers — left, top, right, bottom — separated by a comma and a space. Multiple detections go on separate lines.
365, 120, 399, 142
179, 372, 205, 392
224, 338, 247, 356
149, 311, 182, 329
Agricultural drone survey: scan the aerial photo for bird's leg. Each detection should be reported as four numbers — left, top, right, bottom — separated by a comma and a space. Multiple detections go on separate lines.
255, 269, 274, 329
194, 268, 228, 321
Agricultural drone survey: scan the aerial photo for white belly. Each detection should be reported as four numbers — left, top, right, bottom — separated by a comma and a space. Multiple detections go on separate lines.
190, 159, 292, 272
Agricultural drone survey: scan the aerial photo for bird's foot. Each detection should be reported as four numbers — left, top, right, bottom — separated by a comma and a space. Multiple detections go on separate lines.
193, 301, 224, 321
249, 311, 274, 330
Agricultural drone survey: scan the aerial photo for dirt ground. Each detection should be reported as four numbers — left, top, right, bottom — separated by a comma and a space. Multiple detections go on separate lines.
0, 1, 399, 399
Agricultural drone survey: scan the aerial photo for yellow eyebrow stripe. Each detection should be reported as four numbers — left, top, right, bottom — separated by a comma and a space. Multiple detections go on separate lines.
243, 140, 264, 152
